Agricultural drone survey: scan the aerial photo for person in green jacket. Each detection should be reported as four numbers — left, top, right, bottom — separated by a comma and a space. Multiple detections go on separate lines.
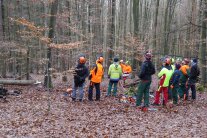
107, 57, 122, 96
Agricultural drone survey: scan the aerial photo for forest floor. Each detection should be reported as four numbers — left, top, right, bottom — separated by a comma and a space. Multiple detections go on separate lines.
0, 74, 207, 138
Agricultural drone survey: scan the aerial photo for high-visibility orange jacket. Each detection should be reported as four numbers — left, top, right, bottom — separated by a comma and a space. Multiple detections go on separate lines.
90, 61, 104, 83
123, 65, 132, 73
180, 65, 190, 76
120, 63, 125, 70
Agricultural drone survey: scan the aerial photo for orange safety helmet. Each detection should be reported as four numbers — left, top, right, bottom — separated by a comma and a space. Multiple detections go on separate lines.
97, 56, 104, 63
79, 56, 86, 64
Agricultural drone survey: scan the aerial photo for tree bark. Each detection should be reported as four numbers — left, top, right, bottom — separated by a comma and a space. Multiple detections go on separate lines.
44, 0, 59, 88
200, 0, 207, 85
107, 0, 116, 67
0, 0, 4, 40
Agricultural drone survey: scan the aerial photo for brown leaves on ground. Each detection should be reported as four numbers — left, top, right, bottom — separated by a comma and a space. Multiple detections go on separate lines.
0, 84, 207, 138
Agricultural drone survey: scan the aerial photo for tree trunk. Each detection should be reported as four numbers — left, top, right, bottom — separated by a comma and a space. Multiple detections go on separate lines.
132, 0, 140, 75
0, 0, 4, 40
107, 0, 116, 67
153, 0, 159, 52
153, 0, 160, 70
200, 0, 207, 85
44, 0, 59, 88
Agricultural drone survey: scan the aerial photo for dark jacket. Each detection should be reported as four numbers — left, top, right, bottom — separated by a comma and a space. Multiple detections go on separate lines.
189, 63, 200, 81
74, 63, 89, 86
138, 60, 155, 81
171, 69, 182, 87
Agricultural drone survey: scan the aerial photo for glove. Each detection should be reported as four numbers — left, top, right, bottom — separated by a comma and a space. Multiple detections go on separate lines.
170, 85, 174, 89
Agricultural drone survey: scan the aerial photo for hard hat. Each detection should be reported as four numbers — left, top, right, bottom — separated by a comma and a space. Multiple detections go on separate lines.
165, 58, 171, 65
98, 56, 104, 63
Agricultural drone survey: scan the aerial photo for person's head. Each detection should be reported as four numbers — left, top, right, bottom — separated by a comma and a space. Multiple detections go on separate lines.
165, 58, 171, 66
144, 51, 152, 61
113, 57, 119, 63
175, 63, 181, 70
78, 56, 86, 64
120, 60, 124, 64
97, 56, 104, 64
192, 58, 198, 64
184, 58, 190, 65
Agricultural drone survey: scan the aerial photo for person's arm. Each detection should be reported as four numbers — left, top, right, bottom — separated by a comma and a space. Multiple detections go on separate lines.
158, 68, 165, 78
119, 66, 122, 78
108, 65, 112, 76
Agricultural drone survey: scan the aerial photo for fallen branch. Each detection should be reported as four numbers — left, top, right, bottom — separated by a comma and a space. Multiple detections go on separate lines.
0, 80, 36, 85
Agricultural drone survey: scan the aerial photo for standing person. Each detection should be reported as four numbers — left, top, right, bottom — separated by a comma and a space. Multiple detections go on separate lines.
107, 57, 122, 97
88, 56, 104, 101
71, 56, 89, 102
123, 61, 132, 74
136, 52, 155, 108
179, 58, 190, 100
153, 58, 173, 106
170, 64, 182, 105
122, 61, 132, 84
186, 58, 200, 100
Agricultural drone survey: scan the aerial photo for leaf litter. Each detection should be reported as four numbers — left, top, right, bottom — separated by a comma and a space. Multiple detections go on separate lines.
0, 79, 207, 137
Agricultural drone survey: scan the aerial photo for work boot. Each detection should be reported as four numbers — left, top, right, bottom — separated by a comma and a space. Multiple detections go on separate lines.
95, 99, 100, 101
72, 97, 76, 101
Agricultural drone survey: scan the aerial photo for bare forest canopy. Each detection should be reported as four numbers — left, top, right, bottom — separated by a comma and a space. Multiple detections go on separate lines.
0, 0, 207, 85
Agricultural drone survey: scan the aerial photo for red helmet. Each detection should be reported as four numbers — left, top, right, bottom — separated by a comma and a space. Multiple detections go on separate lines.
79, 56, 86, 64
165, 58, 171, 65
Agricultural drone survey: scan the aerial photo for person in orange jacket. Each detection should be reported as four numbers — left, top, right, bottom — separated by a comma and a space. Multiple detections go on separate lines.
88, 56, 104, 101
179, 58, 190, 99
121, 61, 132, 84
123, 61, 132, 74
120, 60, 125, 71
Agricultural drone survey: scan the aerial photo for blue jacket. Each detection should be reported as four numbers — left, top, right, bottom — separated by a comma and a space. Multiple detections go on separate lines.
171, 69, 181, 87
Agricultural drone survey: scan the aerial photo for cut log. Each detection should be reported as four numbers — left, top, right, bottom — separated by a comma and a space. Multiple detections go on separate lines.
0, 80, 36, 85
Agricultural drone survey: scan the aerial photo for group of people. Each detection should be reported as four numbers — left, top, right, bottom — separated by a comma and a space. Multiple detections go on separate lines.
71, 55, 132, 102
137, 51, 200, 108
71, 52, 200, 109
